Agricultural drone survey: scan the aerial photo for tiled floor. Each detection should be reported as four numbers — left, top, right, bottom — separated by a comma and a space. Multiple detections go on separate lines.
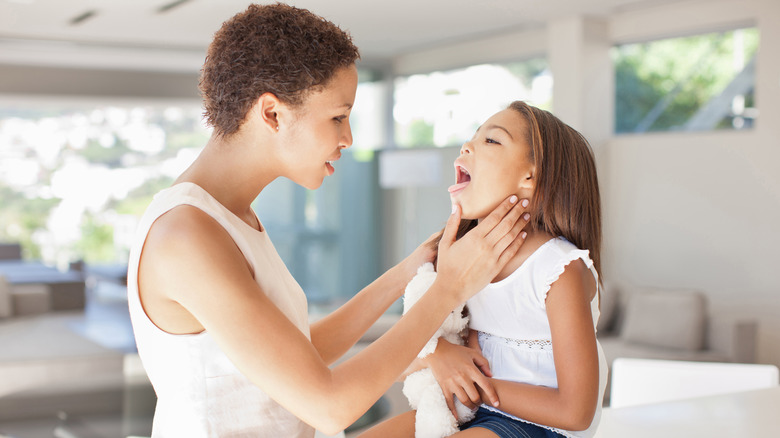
69, 281, 137, 354
0, 278, 403, 437
0, 279, 152, 438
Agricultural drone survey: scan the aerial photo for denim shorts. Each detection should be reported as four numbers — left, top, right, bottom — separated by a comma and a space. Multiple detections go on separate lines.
460, 407, 565, 438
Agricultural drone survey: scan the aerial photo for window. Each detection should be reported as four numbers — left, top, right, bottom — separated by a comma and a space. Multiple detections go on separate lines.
252, 150, 379, 310
614, 27, 759, 134
394, 59, 551, 148
351, 69, 387, 151
0, 102, 209, 266
0, 90, 381, 309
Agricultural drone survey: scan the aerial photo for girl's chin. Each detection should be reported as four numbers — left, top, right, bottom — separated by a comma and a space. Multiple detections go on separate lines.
460, 202, 502, 221
458, 205, 485, 221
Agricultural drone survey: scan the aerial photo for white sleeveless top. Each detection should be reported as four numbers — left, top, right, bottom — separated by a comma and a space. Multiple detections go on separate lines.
127, 182, 314, 438
466, 237, 608, 438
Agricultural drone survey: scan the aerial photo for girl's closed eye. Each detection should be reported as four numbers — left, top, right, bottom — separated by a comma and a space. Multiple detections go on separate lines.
333, 115, 348, 123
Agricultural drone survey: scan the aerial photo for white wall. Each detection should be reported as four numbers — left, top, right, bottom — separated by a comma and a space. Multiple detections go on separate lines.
604, 0, 780, 367
389, 0, 780, 367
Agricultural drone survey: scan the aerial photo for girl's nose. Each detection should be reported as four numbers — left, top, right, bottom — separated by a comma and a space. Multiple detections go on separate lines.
460, 141, 472, 155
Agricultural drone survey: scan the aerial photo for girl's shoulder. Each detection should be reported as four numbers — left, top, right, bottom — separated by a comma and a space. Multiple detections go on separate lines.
533, 236, 594, 275
513, 236, 596, 304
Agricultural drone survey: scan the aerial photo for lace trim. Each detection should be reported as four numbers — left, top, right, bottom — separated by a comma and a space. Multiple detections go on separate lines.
477, 331, 552, 351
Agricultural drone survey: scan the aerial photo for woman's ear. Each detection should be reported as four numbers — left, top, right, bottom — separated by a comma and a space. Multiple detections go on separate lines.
255, 92, 282, 133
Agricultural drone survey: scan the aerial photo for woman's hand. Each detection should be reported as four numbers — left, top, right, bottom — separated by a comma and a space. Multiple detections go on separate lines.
436, 196, 530, 303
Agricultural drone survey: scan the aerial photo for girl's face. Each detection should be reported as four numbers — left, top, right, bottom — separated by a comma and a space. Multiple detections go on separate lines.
449, 108, 535, 220
280, 64, 358, 190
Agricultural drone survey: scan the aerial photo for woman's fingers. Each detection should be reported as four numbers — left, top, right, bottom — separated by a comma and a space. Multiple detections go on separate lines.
494, 211, 530, 262
482, 203, 528, 250
435, 197, 530, 301
439, 203, 462, 251
472, 196, 525, 239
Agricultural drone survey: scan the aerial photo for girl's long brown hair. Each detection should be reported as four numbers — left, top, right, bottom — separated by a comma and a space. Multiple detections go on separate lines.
430, 101, 602, 280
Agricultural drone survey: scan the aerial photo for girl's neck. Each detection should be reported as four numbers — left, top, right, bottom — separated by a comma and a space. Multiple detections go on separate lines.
491, 228, 555, 283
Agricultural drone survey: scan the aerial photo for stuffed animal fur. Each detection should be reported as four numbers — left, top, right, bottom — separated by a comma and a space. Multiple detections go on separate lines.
402, 262, 476, 438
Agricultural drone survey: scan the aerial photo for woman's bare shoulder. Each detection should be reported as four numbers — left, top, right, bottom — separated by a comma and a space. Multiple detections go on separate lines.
138, 205, 255, 331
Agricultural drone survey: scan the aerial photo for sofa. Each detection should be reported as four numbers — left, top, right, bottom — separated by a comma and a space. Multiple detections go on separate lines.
596, 283, 758, 403
0, 260, 86, 318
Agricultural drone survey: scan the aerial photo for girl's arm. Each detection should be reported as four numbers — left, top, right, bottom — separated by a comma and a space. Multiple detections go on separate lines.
139, 198, 528, 435
404, 334, 498, 418
310, 234, 436, 365
475, 259, 600, 431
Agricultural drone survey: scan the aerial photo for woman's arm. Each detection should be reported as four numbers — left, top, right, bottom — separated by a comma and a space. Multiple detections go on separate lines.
139, 198, 528, 434
310, 234, 436, 365
474, 260, 600, 431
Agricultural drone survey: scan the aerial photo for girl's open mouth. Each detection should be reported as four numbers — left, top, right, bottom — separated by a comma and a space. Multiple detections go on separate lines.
448, 165, 471, 194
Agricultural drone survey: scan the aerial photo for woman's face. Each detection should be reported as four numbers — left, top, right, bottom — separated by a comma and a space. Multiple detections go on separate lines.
280, 64, 358, 190
449, 108, 535, 220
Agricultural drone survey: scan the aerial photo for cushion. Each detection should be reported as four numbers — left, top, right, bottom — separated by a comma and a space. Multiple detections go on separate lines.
620, 288, 706, 351
11, 284, 51, 316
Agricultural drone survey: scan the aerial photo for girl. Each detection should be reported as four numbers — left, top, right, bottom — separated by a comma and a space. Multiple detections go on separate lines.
360, 101, 608, 438
126, 4, 530, 438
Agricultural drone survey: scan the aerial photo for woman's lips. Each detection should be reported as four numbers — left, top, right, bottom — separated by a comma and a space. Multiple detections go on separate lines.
325, 153, 341, 176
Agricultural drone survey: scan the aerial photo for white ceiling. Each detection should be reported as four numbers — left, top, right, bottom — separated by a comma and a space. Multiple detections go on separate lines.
0, 0, 684, 71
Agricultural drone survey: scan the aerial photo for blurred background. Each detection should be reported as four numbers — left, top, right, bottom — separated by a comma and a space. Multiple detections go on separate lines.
0, 0, 778, 436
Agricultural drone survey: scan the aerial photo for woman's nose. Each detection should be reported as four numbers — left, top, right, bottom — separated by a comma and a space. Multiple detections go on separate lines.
460, 141, 472, 155
340, 122, 353, 149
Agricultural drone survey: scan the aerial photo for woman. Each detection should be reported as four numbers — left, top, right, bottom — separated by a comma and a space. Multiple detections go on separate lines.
127, 4, 529, 437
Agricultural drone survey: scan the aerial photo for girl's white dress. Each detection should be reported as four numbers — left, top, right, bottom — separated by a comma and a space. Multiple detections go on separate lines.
466, 237, 608, 438
127, 182, 314, 437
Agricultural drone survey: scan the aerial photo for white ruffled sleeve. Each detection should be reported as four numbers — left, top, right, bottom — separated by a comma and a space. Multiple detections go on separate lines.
534, 238, 597, 305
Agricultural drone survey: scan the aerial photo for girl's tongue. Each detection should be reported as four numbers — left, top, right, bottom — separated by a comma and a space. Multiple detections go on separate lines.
448, 181, 469, 193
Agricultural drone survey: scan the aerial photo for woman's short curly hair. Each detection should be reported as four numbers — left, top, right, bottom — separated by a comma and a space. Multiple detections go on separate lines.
199, 3, 360, 137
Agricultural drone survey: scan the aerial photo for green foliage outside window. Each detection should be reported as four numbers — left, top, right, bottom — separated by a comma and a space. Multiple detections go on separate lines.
615, 28, 759, 133
0, 183, 60, 259
0, 105, 208, 265
394, 58, 552, 148
76, 214, 116, 263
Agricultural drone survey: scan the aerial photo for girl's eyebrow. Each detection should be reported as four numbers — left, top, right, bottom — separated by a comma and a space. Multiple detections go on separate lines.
478, 124, 514, 140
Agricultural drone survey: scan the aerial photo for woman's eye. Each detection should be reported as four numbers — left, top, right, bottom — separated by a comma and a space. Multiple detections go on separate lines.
334, 115, 347, 123
486, 137, 501, 145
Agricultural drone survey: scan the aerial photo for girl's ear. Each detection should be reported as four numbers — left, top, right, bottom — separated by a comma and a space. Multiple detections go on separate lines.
517, 166, 536, 191
255, 92, 283, 133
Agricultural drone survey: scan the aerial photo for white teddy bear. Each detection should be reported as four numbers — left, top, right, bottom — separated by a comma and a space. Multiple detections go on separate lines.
402, 262, 476, 438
